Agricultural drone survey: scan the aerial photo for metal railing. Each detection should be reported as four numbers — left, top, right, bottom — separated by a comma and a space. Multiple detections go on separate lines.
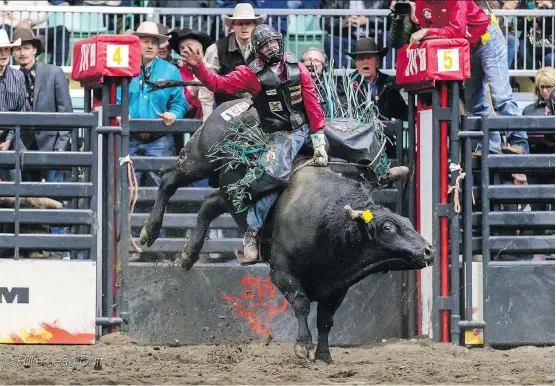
0, 5, 553, 76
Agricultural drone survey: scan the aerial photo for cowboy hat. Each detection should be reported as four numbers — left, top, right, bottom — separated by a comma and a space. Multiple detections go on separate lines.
346, 37, 388, 59
221, 3, 266, 29
11, 28, 44, 55
168, 28, 214, 54
133, 21, 170, 45
0, 29, 20, 48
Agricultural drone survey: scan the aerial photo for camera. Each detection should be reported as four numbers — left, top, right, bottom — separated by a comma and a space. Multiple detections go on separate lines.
393, 0, 411, 15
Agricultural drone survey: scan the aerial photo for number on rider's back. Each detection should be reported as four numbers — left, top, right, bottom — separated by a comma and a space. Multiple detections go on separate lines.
437, 49, 459, 72
107, 45, 129, 68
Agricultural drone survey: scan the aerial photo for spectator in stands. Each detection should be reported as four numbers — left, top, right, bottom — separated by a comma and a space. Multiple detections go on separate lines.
121, 21, 187, 186
198, 3, 265, 120
168, 27, 214, 119
149, 0, 218, 39
409, 0, 529, 155
1, 1, 70, 66
504, 0, 554, 69
302, 47, 330, 114
11, 28, 72, 181
345, 37, 408, 121
156, 24, 173, 62
523, 66, 555, 117
0, 29, 29, 181
322, 0, 392, 69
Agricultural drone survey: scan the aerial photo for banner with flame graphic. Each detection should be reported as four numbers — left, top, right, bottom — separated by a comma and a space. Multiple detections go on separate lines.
0, 260, 96, 344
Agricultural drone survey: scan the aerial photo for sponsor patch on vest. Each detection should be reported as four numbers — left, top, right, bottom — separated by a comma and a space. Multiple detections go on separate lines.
220, 101, 251, 121
266, 89, 278, 96
269, 101, 283, 112
291, 90, 302, 104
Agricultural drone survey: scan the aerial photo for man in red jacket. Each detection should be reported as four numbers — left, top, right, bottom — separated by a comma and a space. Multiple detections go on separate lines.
182, 24, 329, 265
409, 0, 529, 155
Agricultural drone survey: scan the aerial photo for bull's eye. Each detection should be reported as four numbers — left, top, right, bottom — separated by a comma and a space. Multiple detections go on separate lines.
382, 222, 395, 234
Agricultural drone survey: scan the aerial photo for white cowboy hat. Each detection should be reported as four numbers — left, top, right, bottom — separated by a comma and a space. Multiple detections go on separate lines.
0, 29, 20, 48
221, 3, 267, 29
133, 21, 170, 45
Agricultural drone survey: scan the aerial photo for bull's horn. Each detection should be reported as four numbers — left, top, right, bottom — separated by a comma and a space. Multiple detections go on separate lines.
344, 205, 363, 220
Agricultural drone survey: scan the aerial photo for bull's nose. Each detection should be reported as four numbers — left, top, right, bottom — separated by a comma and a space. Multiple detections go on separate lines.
423, 245, 434, 262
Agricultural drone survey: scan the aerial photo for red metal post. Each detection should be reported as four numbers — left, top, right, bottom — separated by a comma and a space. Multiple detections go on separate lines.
440, 82, 449, 342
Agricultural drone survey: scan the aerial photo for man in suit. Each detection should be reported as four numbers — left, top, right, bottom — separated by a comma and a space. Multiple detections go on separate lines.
11, 27, 73, 182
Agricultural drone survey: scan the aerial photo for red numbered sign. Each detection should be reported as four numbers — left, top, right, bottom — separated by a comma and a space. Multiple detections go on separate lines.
71, 35, 141, 87
396, 38, 471, 91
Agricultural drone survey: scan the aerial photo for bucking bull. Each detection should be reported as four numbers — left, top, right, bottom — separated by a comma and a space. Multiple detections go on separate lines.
139, 99, 433, 363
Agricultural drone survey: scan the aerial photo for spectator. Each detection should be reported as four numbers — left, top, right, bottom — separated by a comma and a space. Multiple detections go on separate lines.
301, 47, 330, 115
322, 0, 392, 69
198, 3, 265, 120
119, 21, 187, 186
149, 0, 218, 39
1, 1, 70, 66
345, 37, 408, 122
523, 66, 555, 117
410, 0, 529, 155
156, 23, 172, 62
388, 0, 419, 49
168, 27, 214, 119
0, 29, 30, 182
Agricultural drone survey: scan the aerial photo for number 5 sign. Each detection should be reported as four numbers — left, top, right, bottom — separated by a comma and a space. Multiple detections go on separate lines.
437, 49, 460, 72
107, 45, 130, 68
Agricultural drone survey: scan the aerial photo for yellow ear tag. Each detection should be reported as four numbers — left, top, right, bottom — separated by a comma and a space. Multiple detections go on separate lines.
361, 209, 373, 223
490, 13, 498, 26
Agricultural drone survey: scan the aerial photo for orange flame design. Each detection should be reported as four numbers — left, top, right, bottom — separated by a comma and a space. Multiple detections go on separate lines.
0, 321, 95, 344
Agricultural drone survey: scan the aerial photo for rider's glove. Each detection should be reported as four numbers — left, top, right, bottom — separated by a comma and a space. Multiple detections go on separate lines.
310, 130, 328, 167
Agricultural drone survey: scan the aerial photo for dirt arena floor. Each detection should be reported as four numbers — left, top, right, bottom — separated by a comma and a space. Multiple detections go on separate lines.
1, 333, 554, 385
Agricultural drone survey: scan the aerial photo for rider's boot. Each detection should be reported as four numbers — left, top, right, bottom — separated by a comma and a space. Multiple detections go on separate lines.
239, 227, 260, 266
383, 166, 410, 184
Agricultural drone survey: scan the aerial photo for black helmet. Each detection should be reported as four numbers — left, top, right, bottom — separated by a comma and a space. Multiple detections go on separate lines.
251, 24, 284, 66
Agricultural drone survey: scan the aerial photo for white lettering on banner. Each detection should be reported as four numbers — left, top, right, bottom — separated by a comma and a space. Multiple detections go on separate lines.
437, 49, 460, 72
78, 43, 96, 72
405, 48, 427, 76
107, 45, 130, 68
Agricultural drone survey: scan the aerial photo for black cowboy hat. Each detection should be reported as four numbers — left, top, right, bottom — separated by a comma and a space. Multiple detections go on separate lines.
168, 28, 214, 55
11, 27, 44, 55
346, 37, 388, 59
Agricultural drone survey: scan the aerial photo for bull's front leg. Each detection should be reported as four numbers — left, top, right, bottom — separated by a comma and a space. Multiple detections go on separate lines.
315, 290, 348, 364
271, 267, 314, 361
140, 167, 184, 247
176, 189, 228, 270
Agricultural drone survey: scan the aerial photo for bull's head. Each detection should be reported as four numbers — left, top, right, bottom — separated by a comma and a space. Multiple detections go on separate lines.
344, 205, 434, 271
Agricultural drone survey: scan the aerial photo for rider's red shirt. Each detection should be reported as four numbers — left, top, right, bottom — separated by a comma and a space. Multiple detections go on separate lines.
415, 0, 489, 45
191, 59, 326, 133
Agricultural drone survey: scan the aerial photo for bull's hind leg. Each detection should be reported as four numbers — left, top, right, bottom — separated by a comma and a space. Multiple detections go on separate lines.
270, 268, 315, 361
315, 290, 348, 363
176, 189, 228, 271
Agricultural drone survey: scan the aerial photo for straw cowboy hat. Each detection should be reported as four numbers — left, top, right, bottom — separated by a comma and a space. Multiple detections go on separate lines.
0, 29, 20, 48
346, 37, 388, 59
133, 21, 170, 45
11, 28, 44, 55
168, 28, 214, 54
221, 3, 266, 29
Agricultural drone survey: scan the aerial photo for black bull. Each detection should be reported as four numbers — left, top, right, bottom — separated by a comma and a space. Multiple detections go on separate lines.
139, 99, 433, 363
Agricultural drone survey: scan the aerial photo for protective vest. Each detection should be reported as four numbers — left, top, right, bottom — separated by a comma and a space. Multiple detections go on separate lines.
215, 34, 255, 106
248, 53, 308, 133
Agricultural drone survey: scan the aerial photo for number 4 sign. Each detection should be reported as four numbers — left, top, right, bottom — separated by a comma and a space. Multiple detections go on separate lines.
107, 45, 129, 68
437, 49, 460, 72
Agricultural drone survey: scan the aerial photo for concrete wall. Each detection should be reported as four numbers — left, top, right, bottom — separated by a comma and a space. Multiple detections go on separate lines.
126, 263, 413, 346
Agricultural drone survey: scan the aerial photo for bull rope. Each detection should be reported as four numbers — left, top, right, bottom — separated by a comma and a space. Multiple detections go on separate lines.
119, 155, 142, 253
447, 163, 475, 213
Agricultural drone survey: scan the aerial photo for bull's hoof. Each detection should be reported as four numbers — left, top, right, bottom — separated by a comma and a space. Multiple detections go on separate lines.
175, 251, 198, 271
315, 348, 333, 364
294, 343, 316, 361
139, 221, 160, 247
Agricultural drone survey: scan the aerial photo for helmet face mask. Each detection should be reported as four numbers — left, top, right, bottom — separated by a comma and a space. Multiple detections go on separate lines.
251, 24, 284, 66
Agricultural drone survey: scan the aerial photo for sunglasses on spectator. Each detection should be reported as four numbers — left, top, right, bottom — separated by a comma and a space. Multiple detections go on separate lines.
539, 85, 554, 89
